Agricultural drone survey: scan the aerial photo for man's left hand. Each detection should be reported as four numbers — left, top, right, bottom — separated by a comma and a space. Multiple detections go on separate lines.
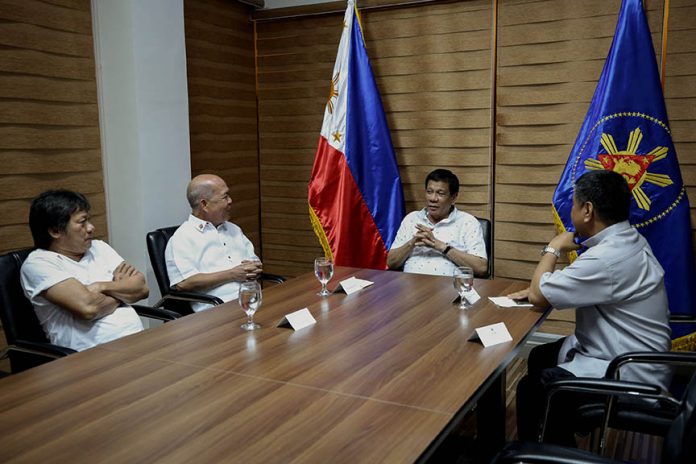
548, 231, 581, 253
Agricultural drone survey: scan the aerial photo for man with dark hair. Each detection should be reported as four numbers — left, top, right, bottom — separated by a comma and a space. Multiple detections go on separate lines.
510, 170, 671, 445
387, 168, 488, 276
165, 174, 262, 312
20, 190, 149, 351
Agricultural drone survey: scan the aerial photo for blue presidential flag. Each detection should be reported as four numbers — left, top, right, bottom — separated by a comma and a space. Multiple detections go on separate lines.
552, 0, 696, 338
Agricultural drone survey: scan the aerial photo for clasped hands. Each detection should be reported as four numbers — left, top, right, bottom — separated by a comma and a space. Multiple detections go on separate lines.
233, 260, 263, 282
412, 224, 446, 253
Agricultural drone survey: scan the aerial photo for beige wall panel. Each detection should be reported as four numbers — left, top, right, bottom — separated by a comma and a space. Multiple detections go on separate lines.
665, 0, 696, 257
0, 22, 93, 56
184, 0, 260, 248
0, 0, 104, 257
0, 150, 101, 174
0, 0, 92, 33
495, 0, 673, 282
0, 75, 97, 102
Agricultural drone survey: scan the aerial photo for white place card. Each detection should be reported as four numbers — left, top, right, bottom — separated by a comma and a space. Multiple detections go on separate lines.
335, 276, 374, 295
488, 296, 534, 308
277, 308, 317, 331
451, 288, 481, 305
469, 322, 513, 347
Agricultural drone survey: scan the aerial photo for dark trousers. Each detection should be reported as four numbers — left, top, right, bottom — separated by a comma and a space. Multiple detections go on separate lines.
516, 338, 581, 446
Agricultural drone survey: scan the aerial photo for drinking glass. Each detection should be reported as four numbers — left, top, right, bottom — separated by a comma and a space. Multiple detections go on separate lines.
314, 257, 334, 296
453, 266, 475, 309
239, 281, 262, 330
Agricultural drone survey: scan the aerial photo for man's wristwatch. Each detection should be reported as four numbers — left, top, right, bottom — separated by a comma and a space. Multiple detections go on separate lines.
540, 245, 560, 259
442, 245, 453, 256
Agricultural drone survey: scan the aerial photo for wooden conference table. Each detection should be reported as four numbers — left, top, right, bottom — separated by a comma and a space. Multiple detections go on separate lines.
0, 267, 548, 463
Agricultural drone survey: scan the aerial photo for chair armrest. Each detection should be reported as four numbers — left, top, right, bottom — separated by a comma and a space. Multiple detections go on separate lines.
261, 272, 286, 284
540, 378, 671, 443
669, 314, 696, 324
545, 378, 665, 400
156, 289, 224, 306
13, 340, 77, 358
493, 441, 618, 464
606, 351, 696, 379
132, 304, 181, 321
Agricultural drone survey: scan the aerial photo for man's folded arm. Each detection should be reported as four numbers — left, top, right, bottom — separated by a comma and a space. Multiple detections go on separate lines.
43, 278, 120, 320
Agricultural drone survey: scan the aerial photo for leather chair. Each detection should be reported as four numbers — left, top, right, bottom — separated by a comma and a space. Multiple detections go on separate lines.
0, 248, 180, 374
492, 371, 696, 463
476, 217, 492, 278
561, 350, 696, 453
146, 226, 285, 316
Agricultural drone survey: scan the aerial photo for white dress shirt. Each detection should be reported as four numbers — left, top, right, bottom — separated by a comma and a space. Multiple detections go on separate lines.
165, 215, 259, 312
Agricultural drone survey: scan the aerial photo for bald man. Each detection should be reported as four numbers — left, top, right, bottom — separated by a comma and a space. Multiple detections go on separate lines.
165, 174, 263, 311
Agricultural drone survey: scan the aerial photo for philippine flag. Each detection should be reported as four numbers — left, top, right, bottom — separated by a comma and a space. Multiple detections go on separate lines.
308, 0, 405, 269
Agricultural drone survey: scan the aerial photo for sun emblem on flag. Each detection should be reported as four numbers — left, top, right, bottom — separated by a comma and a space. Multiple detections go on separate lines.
584, 127, 672, 210
327, 72, 339, 114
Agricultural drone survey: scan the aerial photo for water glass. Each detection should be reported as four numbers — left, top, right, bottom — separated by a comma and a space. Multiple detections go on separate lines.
314, 257, 334, 296
453, 266, 474, 309
239, 281, 262, 330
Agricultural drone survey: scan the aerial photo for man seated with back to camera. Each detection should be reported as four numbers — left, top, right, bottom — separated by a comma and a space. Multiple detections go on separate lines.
165, 174, 263, 312
20, 190, 148, 352
387, 168, 488, 276
508, 170, 671, 446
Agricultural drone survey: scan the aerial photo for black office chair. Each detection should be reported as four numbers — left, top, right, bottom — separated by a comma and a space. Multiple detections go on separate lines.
0, 248, 180, 374
146, 226, 285, 316
476, 216, 492, 278
492, 370, 696, 464
561, 350, 696, 453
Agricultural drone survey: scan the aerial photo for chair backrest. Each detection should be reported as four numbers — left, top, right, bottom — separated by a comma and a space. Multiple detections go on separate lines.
145, 226, 179, 297
663, 371, 696, 464
0, 249, 50, 346
476, 217, 492, 278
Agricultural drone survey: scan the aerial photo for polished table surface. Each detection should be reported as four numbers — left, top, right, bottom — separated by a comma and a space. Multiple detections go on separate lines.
0, 267, 547, 463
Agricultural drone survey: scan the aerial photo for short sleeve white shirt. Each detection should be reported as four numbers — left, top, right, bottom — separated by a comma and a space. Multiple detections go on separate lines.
165, 215, 259, 311
391, 207, 487, 276
19, 240, 144, 352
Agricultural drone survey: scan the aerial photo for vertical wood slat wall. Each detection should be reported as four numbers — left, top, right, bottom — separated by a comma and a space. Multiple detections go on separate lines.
0, 0, 105, 254
495, 0, 667, 279
254, 0, 696, 280
184, 0, 261, 248
256, 1, 494, 277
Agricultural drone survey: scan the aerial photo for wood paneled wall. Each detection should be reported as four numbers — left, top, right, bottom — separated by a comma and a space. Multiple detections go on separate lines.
253, 0, 696, 280
0, 0, 105, 254
665, 0, 696, 236
184, 0, 261, 248
256, 1, 494, 276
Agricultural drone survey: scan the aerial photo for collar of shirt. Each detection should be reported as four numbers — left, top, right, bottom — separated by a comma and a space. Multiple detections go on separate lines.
187, 214, 227, 233
418, 206, 459, 226
581, 220, 631, 248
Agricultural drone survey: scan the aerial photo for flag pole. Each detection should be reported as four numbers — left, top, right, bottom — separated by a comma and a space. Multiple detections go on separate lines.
659, 0, 670, 90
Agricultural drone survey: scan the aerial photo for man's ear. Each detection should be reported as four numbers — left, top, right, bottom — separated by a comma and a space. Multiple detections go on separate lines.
583, 201, 594, 222
48, 228, 62, 239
